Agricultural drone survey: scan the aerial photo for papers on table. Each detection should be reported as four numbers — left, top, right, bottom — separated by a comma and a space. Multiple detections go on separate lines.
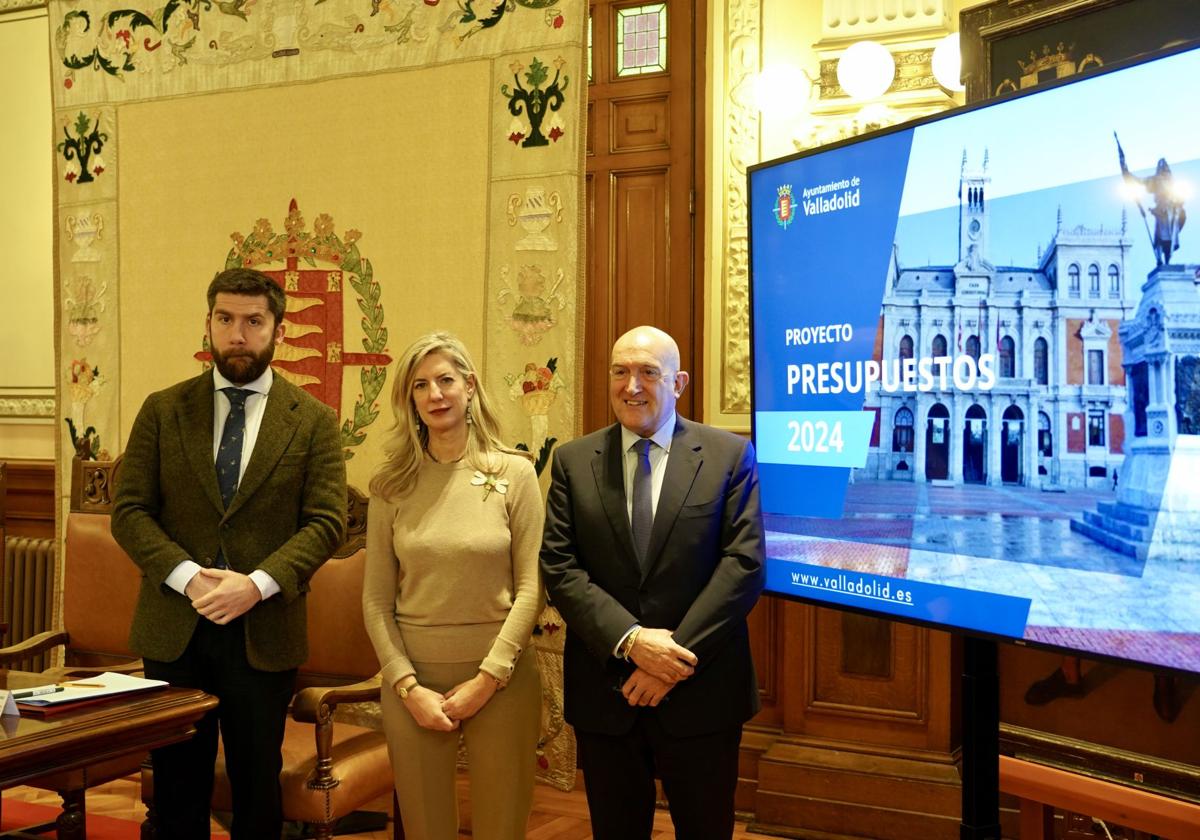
13, 672, 168, 708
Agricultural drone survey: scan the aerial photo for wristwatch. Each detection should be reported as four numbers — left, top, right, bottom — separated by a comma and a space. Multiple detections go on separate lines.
618, 626, 642, 660
397, 681, 418, 700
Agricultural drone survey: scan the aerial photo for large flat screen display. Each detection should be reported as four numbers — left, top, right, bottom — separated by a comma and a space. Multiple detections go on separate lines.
748, 43, 1200, 674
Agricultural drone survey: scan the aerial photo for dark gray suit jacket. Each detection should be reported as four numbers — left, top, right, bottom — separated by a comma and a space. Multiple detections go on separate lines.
541, 416, 765, 737
112, 371, 347, 671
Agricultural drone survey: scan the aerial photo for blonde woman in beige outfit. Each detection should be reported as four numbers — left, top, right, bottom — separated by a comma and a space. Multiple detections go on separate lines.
363, 332, 544, 840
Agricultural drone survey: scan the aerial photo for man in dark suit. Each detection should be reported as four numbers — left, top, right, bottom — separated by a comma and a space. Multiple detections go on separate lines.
541, 325, 765, 840
113, 268, 346, 840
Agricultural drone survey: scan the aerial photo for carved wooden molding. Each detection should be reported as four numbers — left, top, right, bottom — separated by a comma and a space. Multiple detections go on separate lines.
0, 398, 55, 418
957, 0, 1200, 105
1001, 723, 1200, 804
336, 484, 370, 558
804, 605, 930, 724
718, 0, 759, 415
71, 455, 120, 513
0, 390, 55, 419
755, 596, 780, 705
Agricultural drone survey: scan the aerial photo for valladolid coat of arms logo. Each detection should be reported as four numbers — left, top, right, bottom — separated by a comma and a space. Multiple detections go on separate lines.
199, 199, 392, 459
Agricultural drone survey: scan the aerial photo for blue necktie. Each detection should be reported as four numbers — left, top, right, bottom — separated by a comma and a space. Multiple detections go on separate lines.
631, 439, 653, 568
214, 388, 249, 569
216, 388, 249, 508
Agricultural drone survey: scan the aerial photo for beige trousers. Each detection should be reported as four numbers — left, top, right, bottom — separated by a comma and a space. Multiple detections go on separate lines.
380, 647, 541, 840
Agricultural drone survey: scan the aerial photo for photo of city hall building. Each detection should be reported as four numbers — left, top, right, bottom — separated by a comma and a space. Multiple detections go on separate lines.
860, 152, 1132, 489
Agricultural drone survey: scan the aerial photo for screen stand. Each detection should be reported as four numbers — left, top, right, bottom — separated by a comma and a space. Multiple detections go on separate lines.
960, 634, 1001, 839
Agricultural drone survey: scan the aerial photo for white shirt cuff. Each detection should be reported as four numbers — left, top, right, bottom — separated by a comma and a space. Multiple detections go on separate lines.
249, 570, 280, 600
165, 560, 203, 595
613, 624, 641, 658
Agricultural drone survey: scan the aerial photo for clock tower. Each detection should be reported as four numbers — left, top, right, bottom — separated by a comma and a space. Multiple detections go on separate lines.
959, 148, 991, 269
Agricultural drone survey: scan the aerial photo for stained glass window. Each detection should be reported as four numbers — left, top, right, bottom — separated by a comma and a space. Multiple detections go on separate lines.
616, 3, 667, 77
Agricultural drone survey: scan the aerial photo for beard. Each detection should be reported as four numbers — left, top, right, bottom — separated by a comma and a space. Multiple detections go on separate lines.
211, 341, 275, 385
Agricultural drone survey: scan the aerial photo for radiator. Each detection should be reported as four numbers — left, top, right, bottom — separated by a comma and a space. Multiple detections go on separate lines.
3, 536, 55, 673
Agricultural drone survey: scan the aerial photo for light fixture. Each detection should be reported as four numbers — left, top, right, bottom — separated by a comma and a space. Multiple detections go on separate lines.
932, 32, 965, 92
753, 64, 815, 117
836, 40, 895, 100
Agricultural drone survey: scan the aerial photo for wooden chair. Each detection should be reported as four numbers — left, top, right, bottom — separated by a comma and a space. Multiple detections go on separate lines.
1, 456, 402, 840
142, 482, 400, 835
0, 456, 146, 838
135, 477, 401, 840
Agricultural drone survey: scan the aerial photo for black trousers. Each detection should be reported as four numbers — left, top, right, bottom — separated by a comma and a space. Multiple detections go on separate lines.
576, 713, 742, 840
143, 617, 296, 840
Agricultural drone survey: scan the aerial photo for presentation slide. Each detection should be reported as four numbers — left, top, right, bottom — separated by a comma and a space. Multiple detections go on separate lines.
748, 44, 1200, 673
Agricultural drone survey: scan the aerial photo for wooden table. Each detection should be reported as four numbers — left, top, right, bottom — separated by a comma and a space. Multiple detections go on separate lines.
0, 677, 217, 840
1001, 755, 1200, 839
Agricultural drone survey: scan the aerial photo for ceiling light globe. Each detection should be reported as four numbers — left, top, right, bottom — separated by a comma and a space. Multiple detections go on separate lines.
932, 32, 965, 92
837, 40, 895, 100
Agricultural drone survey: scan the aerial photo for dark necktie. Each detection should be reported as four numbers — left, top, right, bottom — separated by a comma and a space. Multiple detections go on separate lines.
631, 438, 653, 567
214, 388, 249, 570
216, 387, 249, 510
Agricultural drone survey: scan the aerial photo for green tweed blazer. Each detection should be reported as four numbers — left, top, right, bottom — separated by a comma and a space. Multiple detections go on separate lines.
112, 371, 347, 671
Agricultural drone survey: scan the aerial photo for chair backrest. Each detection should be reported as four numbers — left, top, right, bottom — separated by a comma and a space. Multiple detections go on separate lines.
63, 511, 140, 666
63, 456, 139, 666
299, 547, 379, 684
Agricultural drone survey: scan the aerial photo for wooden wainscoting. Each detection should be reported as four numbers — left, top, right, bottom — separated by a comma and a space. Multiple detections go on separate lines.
741, 597, 962, 839
1, 459, 54, 540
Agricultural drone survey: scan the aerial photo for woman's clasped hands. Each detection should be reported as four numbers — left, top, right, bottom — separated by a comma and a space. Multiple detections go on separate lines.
398, 671, 499, 732
398, 683, 457, 732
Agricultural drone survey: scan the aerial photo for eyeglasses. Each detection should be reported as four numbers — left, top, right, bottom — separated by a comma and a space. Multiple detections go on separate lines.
610, 365, 671, 383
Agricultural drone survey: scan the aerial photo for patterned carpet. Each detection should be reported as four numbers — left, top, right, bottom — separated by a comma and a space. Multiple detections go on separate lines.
0, 797, 231, 840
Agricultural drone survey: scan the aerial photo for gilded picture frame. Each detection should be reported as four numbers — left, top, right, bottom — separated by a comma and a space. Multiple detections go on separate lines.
959, 0, 1200, 104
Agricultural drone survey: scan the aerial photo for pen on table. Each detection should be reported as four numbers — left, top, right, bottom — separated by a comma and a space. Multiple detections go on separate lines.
12, 686, 65, 700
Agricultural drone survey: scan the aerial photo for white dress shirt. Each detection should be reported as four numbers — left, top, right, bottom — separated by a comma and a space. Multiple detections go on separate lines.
620, 412, 676, 524
613, 412, 676, 656
164, 366, 281, 600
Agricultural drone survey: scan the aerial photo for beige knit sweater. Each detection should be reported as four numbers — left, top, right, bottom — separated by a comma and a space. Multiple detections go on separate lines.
363, 452, 544, 690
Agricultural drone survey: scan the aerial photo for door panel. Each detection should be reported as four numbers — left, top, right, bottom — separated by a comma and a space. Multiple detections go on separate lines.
585, 0, 700, 433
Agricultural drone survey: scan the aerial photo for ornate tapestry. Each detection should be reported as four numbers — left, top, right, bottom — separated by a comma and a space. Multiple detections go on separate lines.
50, 0, 584, 790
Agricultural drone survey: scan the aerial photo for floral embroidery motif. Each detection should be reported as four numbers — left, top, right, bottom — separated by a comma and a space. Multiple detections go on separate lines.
57, 112, 108, 184
471, 470, 509, 501
506, 357, 562, 474
497, 264, 566, 345
66, 359, 106, 460
500, 56, 569, 148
